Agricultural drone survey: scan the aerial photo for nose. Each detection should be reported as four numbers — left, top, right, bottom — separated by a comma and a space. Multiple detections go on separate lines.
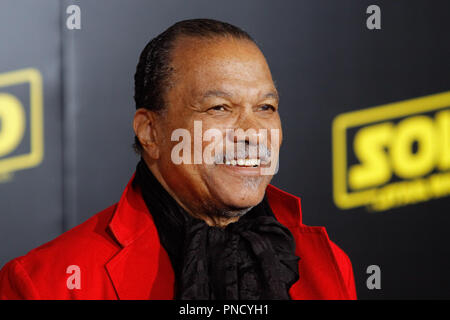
223, 110, 267, 160
228, 110, 264, 145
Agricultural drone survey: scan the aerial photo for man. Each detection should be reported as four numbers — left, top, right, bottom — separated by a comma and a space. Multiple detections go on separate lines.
0, 19, 356, 300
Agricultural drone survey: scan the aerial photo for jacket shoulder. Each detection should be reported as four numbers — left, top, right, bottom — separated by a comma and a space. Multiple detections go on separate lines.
0, 203, 120, 299
19, 203, 120, 264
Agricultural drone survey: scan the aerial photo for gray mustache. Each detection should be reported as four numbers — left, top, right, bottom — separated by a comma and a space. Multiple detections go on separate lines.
213, 141, 272, 164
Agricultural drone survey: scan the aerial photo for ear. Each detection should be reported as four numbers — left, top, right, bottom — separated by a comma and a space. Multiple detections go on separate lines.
133, 108, 160, 159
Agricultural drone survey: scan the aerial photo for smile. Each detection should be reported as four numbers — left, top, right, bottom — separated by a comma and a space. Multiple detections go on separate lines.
224, 158, 261, 167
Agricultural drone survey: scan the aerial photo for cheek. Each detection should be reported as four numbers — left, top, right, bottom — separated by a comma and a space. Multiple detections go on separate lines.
161, 161, 207, 199
268, 117, 282, 146
200, 123, 230, 158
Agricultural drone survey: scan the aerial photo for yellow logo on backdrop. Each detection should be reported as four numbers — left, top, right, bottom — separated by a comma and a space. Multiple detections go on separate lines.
0, 68, 43, 182
332, 91, 450, 211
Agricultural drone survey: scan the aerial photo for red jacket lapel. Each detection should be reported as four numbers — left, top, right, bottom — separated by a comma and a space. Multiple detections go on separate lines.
105, 175, 175, 299
266, 184, 350, 299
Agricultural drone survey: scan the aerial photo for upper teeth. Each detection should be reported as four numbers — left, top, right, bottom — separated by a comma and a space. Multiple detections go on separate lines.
225, 159, 260, 166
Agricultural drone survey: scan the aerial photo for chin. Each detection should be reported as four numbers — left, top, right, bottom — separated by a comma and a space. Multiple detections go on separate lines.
214, 182, 267, 210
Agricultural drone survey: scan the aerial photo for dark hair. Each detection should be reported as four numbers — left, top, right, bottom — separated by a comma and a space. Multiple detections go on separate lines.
133, 18, 254, 153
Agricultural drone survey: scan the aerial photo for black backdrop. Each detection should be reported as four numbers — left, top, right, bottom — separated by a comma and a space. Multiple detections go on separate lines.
0, 0, 449, 299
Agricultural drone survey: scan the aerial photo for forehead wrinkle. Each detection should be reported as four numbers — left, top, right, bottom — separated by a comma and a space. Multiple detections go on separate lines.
195, 87, 279, 107
202, 90, 233, 100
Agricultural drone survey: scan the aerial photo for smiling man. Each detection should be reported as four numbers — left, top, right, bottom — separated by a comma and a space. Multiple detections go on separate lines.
0, 19, 356, 300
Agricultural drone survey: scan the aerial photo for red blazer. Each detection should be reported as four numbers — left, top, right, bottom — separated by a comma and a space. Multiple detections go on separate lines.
0, 175, 357, 300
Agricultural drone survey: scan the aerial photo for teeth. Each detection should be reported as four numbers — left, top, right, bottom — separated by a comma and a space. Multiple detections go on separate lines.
224, 159, 260, 167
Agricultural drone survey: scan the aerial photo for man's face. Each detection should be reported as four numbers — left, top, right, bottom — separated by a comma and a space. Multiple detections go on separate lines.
151, 36, 282, 218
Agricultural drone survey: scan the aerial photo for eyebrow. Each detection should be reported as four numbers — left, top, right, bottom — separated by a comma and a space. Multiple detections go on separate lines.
201, 90, 279, 101
263, 91, 279, 101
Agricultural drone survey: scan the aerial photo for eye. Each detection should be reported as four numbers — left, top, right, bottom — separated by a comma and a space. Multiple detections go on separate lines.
259, 104, 276, 112
208, 105, 227, 112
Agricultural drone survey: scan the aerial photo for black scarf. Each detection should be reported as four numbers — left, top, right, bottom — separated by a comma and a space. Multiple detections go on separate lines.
133, 160, 300, 300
